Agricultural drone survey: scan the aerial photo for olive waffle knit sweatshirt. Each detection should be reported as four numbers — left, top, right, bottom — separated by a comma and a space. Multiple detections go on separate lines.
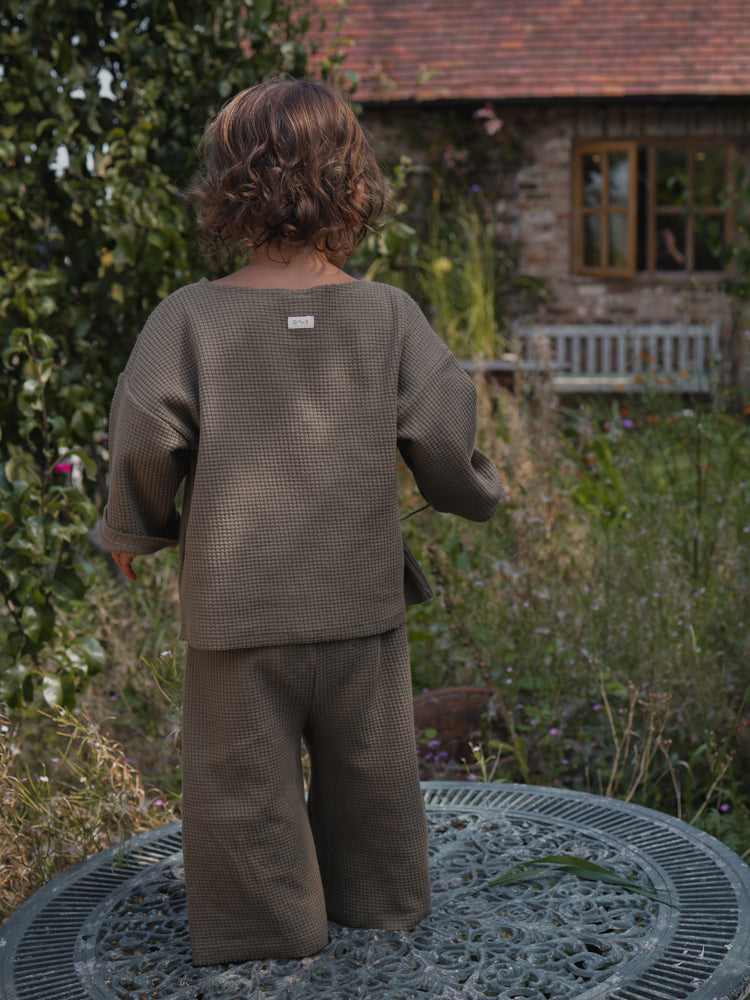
101, 278, 502, 649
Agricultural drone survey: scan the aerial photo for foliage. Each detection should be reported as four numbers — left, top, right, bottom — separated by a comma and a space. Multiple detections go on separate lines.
707, 155, 750, 305
364, 187, 511, 359
0, 0, 328, 708
0, 706, 175, 922
402, 384, 750, 856
351, 107, 548, 358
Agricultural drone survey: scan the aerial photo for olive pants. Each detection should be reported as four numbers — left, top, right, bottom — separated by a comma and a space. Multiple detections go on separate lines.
181, 625, 431, 965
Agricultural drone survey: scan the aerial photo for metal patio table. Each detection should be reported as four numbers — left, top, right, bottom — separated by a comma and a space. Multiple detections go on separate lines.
2, 781, 749, 1000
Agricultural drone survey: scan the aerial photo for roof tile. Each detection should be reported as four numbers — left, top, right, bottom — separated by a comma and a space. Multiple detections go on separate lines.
311, 0, 750, 101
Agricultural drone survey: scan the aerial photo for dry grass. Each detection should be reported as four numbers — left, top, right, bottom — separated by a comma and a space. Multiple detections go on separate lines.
0, 707, 177, 924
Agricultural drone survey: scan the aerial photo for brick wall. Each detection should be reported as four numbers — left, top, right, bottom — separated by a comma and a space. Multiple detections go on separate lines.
361, 100, 750, 388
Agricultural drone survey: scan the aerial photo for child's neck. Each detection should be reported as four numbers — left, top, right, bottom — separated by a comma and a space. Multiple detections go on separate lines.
213, 244, 356, 289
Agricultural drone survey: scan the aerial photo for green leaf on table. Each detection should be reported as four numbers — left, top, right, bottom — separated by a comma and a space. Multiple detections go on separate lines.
473, 853, 677, 908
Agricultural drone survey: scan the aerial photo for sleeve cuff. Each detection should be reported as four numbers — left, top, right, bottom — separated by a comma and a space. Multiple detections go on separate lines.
99, 507, 179, 555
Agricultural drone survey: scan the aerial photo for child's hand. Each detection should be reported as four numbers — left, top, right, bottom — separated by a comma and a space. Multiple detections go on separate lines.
112, 552, 137, 581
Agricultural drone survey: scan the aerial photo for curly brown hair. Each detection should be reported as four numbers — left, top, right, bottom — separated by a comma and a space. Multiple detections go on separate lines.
186, 78, 386, 265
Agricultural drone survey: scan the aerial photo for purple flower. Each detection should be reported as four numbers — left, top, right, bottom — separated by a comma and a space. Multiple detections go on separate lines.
622, 419, 635, 429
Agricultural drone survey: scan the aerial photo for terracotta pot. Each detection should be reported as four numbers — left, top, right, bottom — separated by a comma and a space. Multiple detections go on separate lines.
413, 686, 497, 760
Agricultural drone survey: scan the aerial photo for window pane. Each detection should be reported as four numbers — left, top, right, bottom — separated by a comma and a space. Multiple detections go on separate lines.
656, 148, 687, 206
583, 214, 602, 266
694, 214, 724, 270
583, 154, 602, 206
608, 213, 629, 268
655, 214, 687, 270
608, 152, 630, 206
694, 148, 727, 206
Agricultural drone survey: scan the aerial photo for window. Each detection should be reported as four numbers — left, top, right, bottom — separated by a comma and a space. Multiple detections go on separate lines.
573, 141, 730, 277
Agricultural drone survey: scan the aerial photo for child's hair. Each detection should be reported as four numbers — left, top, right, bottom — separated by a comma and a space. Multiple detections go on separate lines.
187, 78, 386, 265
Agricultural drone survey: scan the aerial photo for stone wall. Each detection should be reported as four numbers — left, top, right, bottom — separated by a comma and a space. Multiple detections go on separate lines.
360, 100, 750, 387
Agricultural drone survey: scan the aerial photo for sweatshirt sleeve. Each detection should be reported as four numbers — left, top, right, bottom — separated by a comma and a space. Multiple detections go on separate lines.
397, 295, 503, 523
100, 294, 199, 554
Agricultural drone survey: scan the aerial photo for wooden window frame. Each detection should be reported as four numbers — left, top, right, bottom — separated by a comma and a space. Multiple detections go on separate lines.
573, 142, 638, 277
573, 139, 732, 278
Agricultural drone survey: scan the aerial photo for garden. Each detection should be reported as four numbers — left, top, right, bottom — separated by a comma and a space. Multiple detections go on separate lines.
2, 0, 750, 932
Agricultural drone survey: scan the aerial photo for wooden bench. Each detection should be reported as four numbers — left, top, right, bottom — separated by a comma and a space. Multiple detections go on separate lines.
515, 322, 720, 393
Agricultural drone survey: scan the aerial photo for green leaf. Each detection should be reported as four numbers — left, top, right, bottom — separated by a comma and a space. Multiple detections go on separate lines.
79, 635, 107, 674
42, 674, 62, 707
473, 853, 678, 908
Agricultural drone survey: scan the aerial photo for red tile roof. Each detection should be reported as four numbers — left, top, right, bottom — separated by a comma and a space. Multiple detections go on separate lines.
311, 0, 750, 102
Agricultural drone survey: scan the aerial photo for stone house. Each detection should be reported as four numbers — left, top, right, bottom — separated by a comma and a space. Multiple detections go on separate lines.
313, 0, 750, 390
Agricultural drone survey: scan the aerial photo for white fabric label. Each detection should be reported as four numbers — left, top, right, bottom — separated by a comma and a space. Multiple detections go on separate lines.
287, 315, 315, 329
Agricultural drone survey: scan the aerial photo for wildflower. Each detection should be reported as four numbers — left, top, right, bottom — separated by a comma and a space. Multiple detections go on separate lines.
39, 775, 49, 783
720, 804, 730, 813
622, 418, 635, 429
592, 703, 602, 712
154, 798, 165, 807
472, 104, 503, 136
431, 256, 453, 278
549, 728, 560, 736
54, 462, 73, 473
467, 774, 478, 781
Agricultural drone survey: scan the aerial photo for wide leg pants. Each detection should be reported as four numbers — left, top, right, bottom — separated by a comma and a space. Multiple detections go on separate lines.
181, 625, 431, 965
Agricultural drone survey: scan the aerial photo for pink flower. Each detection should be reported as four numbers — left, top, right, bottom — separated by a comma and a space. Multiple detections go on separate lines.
55, 462, 73, 473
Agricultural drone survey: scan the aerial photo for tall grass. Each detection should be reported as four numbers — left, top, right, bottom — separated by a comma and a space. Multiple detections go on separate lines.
403, 381, 750, 857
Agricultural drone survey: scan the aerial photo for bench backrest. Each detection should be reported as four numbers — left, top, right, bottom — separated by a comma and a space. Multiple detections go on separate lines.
517, 322, 720, 393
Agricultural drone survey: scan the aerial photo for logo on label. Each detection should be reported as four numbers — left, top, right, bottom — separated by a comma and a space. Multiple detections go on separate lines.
287, 315, 315, 329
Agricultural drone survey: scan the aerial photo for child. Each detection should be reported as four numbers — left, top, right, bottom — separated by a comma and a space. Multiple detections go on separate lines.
101, 78, 502, 966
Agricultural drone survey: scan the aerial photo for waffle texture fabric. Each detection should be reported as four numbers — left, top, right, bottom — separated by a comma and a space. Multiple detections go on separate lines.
101, 278, 501, 649
181, 627, 429, 964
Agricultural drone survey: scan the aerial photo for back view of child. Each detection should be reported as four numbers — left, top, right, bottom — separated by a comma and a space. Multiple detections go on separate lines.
101, 78, 502, 965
